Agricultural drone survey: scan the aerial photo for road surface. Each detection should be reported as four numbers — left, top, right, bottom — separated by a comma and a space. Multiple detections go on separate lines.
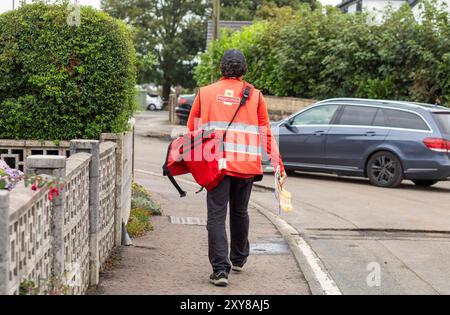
135, 111, 450, 295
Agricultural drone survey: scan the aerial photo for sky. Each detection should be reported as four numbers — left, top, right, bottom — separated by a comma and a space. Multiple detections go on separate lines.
0, 0, 101, 14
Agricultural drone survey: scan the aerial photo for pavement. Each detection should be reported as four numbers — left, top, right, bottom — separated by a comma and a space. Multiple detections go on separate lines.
99, 110, 450, 295
134, 111, 187, 140
96, 111, 311, 295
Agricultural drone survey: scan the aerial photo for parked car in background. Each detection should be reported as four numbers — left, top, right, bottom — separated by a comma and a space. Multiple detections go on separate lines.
146, 93, 163, 111
175, 94, 195, 124
266, 98, 450, 188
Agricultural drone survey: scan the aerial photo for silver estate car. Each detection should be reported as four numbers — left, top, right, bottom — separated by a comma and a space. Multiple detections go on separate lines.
268, 98, 450, 188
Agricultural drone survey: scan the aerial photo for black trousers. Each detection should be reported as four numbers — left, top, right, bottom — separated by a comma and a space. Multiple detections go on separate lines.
206, 176, 253, 273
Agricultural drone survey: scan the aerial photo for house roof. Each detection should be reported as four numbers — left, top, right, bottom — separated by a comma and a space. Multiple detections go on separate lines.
337, 0, 420, 9
337, 0, 357, 9
206, 20, 253, 43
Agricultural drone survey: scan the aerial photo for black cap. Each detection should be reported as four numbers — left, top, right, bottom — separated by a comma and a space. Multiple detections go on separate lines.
220, 49, 248, 78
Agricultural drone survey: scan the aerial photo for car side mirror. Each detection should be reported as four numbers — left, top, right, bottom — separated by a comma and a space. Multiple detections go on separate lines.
281, 119, 297, 132
282, 120, 292, 127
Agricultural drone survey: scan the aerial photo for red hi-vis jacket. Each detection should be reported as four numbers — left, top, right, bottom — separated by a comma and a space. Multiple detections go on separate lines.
187, 78, 285, 177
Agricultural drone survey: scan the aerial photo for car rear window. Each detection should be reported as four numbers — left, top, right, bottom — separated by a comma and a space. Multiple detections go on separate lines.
338, 106, 378, 126
433, 112, 450, 134
383, 109, 429, 131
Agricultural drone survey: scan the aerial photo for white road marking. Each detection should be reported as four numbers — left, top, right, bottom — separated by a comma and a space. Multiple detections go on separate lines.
251, 202, 342, 295
169, 216, 207, 226
135, 168, 342, 295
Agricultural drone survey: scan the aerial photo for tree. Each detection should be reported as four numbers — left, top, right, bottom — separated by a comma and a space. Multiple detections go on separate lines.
0, 2, 137, 140
195, 1, 450, 105
221, 0, 316, 21
101, 0, 208, 101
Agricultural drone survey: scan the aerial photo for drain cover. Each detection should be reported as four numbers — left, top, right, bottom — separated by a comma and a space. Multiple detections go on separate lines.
169, 216, 207, 226
250, 243, 290, 255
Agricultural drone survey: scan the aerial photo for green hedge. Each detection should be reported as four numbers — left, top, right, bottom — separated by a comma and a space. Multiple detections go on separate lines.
195, 1, 450, 105
0, 2, 137, 140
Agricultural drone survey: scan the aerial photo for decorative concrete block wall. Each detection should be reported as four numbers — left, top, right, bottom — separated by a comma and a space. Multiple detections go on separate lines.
0, 140, 70, 172
98, 142, 117, 268
63, 153, 91, 294
0, 139, 122, 295
0, 122, 135, 248
0, 184, 53, 295
101, 119, 135, 246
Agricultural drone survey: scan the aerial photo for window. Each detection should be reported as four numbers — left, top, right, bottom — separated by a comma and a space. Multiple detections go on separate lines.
372, 109, 387, 127
338, 106, 378, 126
291, 105, 339, 126
384, 109, 429, 131
433, 113, 450, 134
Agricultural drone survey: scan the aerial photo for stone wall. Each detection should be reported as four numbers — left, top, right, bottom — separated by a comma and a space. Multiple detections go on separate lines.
265, 96, 317, 121
0, 139, 121, 295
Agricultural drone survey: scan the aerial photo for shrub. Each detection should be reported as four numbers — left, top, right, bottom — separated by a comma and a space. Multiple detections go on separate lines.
131, 196, 162, 216
0, 2, 137, 141
132, 182, 152, 200
127, 183, 161, 238
195, 1, 450, 105
126, 208, 153, 238
132, 183, 162, 216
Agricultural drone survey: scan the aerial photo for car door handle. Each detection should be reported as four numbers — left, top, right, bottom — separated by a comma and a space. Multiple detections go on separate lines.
313, 131, 326, 136
364, 131, 377, 136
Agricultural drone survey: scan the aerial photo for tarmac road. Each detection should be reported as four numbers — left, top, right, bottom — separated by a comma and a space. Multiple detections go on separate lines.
136, 111, 450, 295
254, 171, 450, 294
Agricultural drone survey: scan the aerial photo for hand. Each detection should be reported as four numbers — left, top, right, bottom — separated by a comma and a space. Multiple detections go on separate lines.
278, 171, 287, 188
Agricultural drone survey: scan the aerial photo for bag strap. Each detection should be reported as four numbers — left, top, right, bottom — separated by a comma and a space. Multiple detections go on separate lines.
222, 83, 253, 143
162, 140, 187, 198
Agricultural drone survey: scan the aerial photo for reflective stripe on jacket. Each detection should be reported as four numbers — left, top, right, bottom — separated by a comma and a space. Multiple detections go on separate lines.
187, 77, 285, 176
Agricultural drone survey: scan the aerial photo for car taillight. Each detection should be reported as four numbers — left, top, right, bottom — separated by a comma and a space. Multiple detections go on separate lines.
423, 138, 450, 153
178, 98, 187, 104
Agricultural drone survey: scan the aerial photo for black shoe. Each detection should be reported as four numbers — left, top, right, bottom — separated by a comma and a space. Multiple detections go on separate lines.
231, 263, 244, 273
209, 271, 229, 287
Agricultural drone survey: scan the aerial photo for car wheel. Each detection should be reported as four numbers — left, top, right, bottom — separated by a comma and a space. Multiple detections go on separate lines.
412, 180, 439, 187
367, 151, 403, 188
147, 104, 156, 111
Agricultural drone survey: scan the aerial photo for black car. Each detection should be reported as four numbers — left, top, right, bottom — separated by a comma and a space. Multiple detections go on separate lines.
175, 94, 195, 124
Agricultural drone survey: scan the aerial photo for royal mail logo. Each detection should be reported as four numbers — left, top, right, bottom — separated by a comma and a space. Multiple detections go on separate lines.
217, 95, 241, 104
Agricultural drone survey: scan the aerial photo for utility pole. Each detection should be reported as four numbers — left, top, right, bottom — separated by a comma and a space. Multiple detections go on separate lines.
211, 0, 220, 83
212, 0, 220, 41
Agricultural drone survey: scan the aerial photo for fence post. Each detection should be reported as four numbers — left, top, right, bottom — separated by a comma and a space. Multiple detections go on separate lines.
0, 191, 10, 295
70, 140, 100, 287
26, 155, 66, 282
168, 94, 177, 124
